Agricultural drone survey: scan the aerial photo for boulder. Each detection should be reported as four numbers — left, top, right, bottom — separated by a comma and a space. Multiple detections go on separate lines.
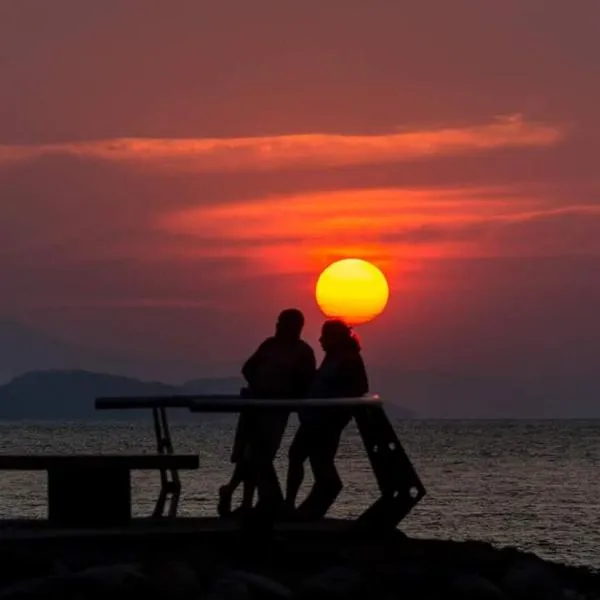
0, 563, 151, 599
502, 559, 565, 600
148, 560, 201, 598
204, 573, 252, 600
372, 561, 432, 598
296, 566, 366, 600
219, 571, 292, 600
448, 572, 506, 599
0, 574, 70, 599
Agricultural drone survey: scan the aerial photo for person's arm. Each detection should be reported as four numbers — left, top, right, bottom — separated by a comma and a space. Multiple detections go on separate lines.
241, 339, 270, 389
342, 353, 369, 397
296, 346, 317, 397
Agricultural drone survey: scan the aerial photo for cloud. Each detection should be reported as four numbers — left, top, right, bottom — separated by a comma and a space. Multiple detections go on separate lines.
0, 115, 563, 173
420, 204, 600, 249
162, 187, 600, 273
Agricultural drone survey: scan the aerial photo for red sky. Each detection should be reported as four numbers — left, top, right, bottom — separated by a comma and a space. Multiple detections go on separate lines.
1, 0, 599, 383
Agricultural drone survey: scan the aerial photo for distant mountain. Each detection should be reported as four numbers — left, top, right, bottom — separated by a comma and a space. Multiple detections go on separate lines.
4, 363, 597, 420
0, 320, 95, 383
0, 370, 417, 421
0, 370, 179, 419
182, 377, 243, 395
0, 319, 212, 385
0, 370, 250, 420
381, 402, 415, 420
371, 367, 600, 419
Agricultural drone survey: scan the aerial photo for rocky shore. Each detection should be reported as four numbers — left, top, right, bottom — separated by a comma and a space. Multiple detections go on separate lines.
0, 531, 597, 599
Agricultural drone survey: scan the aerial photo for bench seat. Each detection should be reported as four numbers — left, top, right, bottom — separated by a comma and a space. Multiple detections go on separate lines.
0, 454, 198, 470
0, 454, 199, 527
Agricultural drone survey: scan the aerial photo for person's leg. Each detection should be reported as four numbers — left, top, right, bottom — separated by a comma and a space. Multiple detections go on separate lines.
218, 461, 246, 516
250, 459, 284, 517
285, 423, 311, 509
296, 416, 349, 519
311, 447, 343, 502
227, 461, 245, 490
246, 413, 287, 509
218, 412, 252, 516
248, 434, 285, 517
240, 471, 256, 512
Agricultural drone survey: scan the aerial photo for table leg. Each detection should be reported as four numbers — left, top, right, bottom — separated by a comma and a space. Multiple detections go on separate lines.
354, 405, 426, 529
152, 407, 181, 518
48, 466, 131, 527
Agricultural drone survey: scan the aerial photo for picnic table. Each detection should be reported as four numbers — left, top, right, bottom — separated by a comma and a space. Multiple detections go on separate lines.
95, 396, 194, 518
95, 394, 426, 530
0, 454, 199, 527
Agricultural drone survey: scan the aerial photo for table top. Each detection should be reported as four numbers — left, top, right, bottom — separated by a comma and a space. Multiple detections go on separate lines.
188, 396, 382, 412
95, 394, 382, 412
95, 396, 195, 410
0, 454, 199, 470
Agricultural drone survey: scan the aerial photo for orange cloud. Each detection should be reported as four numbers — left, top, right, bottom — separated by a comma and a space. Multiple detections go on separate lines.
161, 187, 529, 272
161, 186, 600, 276
0, 115, 563, 172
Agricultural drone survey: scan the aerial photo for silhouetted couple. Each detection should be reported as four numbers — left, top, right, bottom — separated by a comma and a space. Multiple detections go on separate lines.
218, 308, 369, 520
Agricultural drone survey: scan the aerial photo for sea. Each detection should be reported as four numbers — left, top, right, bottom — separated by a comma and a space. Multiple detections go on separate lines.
0, 417, 597, 568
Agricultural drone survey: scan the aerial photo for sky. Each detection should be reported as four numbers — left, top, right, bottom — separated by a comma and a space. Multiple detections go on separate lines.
1, 0, 599, 388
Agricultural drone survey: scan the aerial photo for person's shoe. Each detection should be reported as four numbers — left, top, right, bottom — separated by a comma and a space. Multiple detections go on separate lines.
249, 499, 286, 524
217, 485, 233, 517
279, 502, 299, 522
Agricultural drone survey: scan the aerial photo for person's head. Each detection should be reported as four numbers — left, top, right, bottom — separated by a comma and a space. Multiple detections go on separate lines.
319, 319, 361, 354
275, 308, 305, 340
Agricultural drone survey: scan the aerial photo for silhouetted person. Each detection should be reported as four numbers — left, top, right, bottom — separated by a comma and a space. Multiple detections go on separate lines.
285, 319, 368, 519
218, 308, 316, 516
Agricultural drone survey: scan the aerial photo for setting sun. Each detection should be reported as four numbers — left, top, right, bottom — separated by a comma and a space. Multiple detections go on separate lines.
315, 258, 390, 325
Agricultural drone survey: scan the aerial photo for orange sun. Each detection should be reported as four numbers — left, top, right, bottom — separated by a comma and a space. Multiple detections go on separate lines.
315, 258, 390, 325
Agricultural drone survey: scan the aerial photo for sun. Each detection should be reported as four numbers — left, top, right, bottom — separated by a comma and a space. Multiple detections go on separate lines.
315, 258, 390, 325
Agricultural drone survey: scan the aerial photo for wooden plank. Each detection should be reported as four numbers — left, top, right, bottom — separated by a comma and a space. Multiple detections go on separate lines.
95, 394, 381, 412
189, 395, 382, 412
0, 454, 199, 471
95, 397, 196, 410
48, 466, 131, 527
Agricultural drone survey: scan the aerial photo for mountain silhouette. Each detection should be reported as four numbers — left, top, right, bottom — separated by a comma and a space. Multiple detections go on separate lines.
0, 370, 417, 420
0, 320, 97, 383
0, 370, 180, 419
0, 369, 246, 420
3, 320, 596, 418
3, 365, 597, 420
0, 319, 213, 385
370, 367, 600, 418
182, 377, 244, 394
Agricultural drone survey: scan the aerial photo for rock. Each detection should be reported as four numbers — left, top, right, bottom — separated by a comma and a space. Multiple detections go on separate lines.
563, 590, 587, 600
0, 574, 70, 599
71, 563, 150, 592
148, 560, 201, 598
205, 574, 252, 600
373, 562, 432, 598
448, 572, 506, 599
296, 566, 366, 600
224, 571, 292, 600
0, 551, 66, 590
502, 559, 565, 600
0, 563, 152, 599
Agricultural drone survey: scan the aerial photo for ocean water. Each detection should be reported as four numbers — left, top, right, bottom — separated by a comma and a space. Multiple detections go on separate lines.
0, 417, 597, 568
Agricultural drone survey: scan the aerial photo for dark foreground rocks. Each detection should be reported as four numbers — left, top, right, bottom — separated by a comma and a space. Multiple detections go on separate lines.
0, 531, 597, 599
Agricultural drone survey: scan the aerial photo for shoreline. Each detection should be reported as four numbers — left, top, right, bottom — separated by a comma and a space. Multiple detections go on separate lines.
0, 522, 597, 598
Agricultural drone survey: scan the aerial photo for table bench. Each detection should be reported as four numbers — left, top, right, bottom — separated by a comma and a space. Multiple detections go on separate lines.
187, 396, 426, 529
95, 397, 195, 518
96, 394, 426, 530
0, 454, 199, 527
